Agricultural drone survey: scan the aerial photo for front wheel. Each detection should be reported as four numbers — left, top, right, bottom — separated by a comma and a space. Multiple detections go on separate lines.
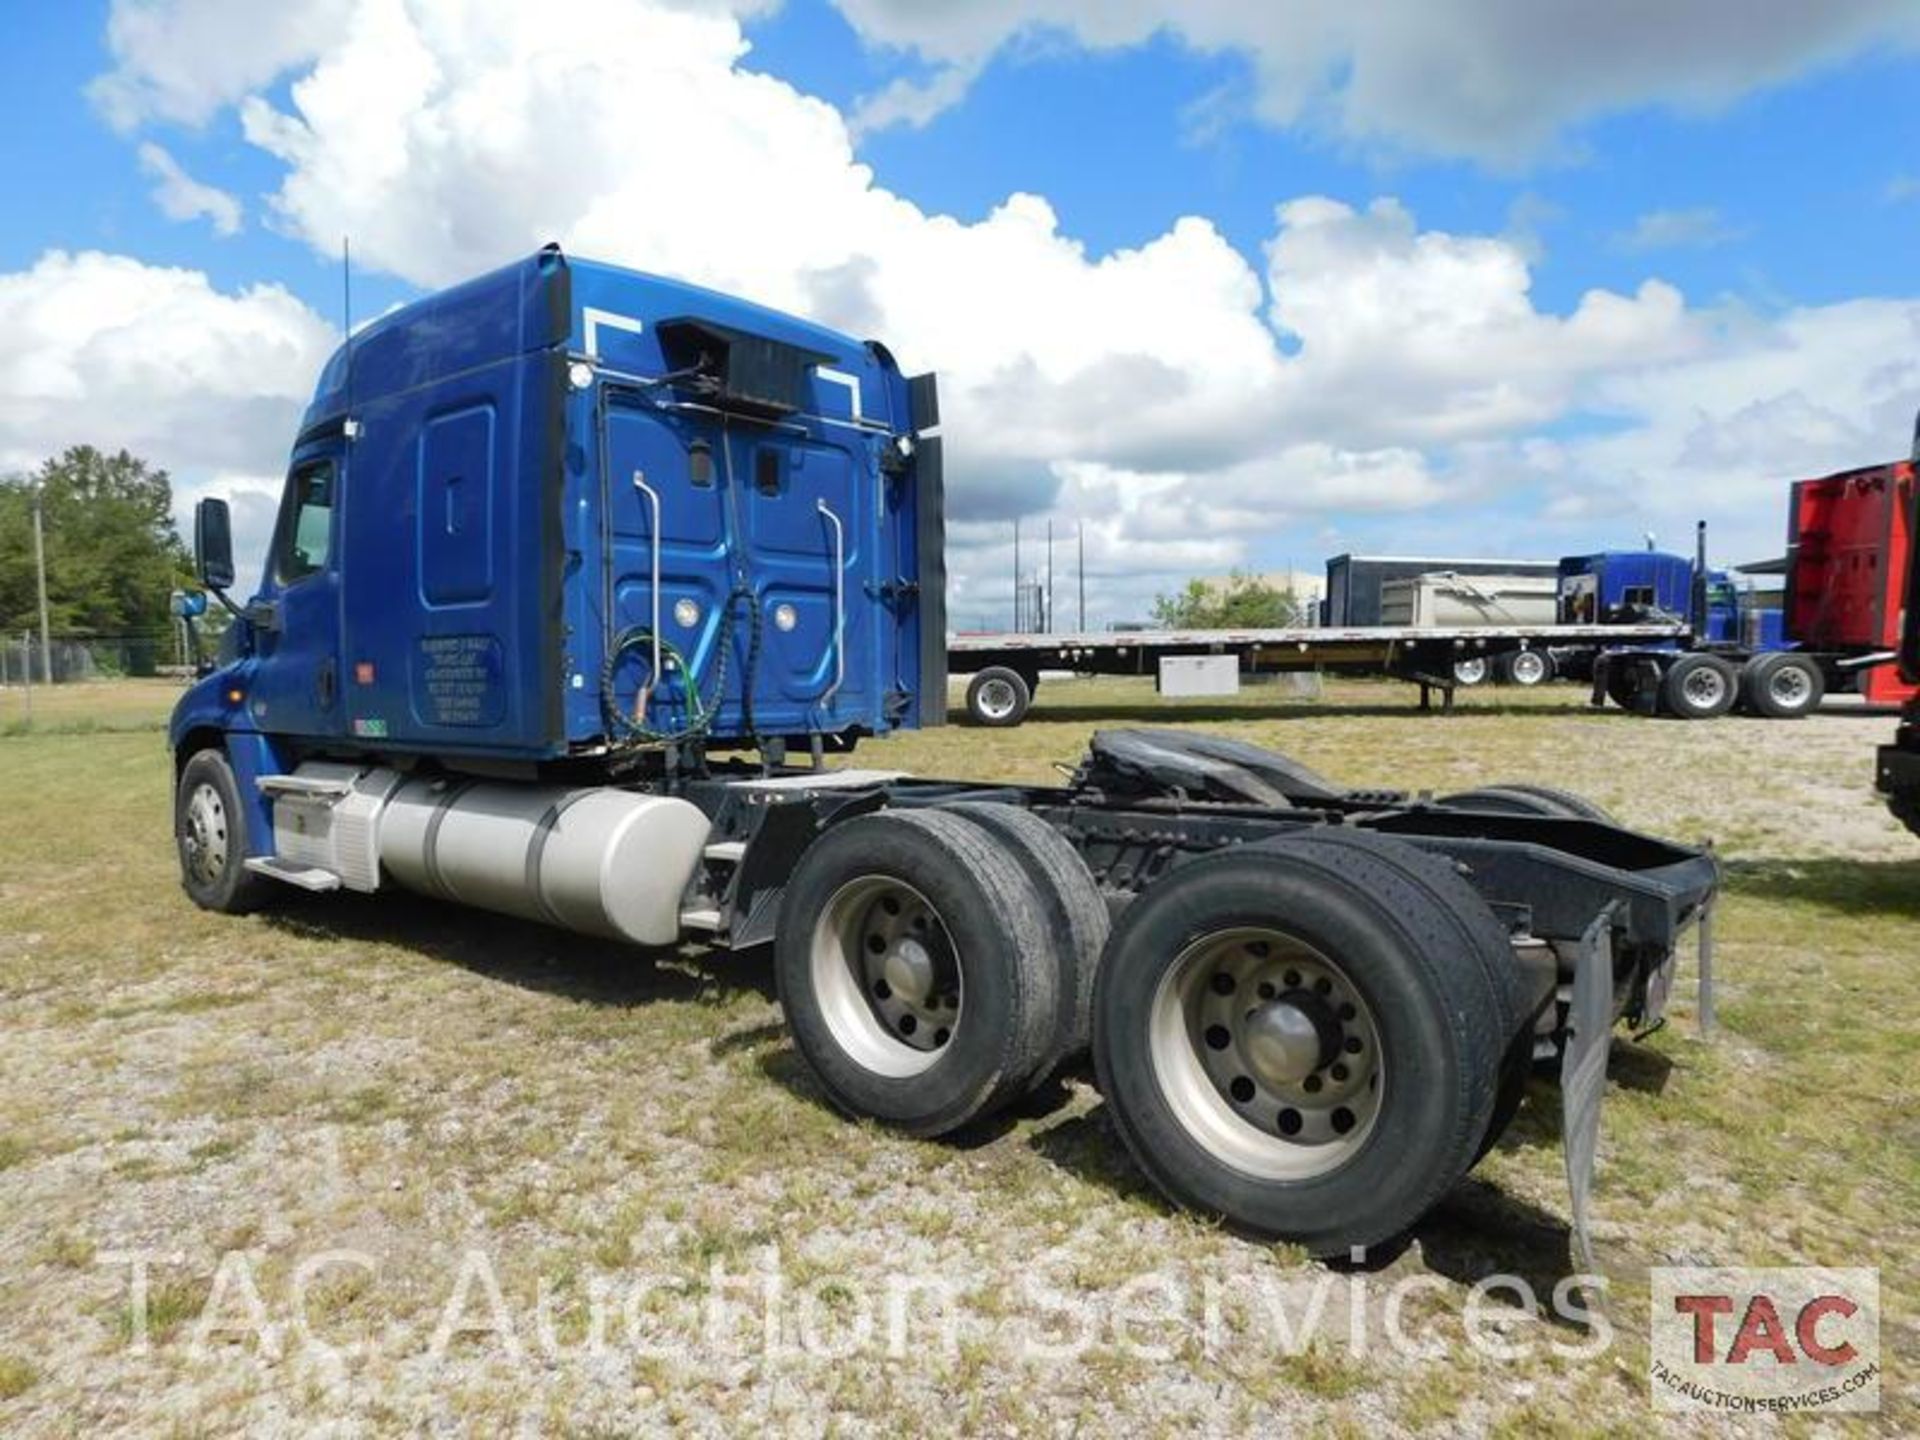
174, 748, 270, 914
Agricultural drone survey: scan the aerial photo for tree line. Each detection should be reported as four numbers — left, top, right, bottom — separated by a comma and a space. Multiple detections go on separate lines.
0, 446, 191, 674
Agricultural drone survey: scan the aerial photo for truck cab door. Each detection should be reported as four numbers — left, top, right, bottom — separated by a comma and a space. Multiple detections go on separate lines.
247, 444, 345, 739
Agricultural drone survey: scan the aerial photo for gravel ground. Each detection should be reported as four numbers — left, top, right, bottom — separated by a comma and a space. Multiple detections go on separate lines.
0, 679, 1913, 1435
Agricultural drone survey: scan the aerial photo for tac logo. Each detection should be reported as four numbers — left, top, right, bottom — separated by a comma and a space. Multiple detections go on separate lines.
1650, 1267, 1880, 1414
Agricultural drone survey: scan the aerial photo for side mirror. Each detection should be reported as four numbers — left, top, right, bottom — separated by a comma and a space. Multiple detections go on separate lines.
195, 497, 235, 591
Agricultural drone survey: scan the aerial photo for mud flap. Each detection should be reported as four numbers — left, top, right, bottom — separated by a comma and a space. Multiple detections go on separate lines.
1696, 897, 1716, 1035
1560, 901, 1619, 1271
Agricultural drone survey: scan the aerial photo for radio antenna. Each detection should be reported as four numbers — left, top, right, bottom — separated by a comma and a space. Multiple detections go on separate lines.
341, 235, 355, 427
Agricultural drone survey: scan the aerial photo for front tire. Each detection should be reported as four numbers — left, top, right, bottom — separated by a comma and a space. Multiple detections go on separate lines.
174, 748, 270, 914
775, 809, 1061, 1136
1093, 830, 1520, 1256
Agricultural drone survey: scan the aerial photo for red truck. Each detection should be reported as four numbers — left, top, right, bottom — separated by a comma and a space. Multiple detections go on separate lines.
1783, 458, 1916, 709
1875, 420, 1920, 835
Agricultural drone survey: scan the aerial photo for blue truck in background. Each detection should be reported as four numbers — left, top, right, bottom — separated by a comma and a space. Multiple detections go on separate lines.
1555, 536, 1794, 714
169, 245, 1719, 1258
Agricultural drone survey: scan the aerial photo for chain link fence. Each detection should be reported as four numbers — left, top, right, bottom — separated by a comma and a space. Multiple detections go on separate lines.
0, 630, 198, 685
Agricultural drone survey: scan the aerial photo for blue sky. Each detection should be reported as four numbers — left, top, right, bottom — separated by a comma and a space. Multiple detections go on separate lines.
3, 1, 1917, 623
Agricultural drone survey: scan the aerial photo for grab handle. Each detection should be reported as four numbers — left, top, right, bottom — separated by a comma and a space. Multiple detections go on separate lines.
632, 471, 662, 719
817, 497, 845, 709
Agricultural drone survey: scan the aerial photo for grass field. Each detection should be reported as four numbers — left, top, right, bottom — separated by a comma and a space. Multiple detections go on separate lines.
0, 675, 1914, 1434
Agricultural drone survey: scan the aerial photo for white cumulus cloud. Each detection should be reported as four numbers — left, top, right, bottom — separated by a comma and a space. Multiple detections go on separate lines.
0, 251, 336, 571
826, 0, 1920, 163
137, 142, 244, 236
67, 0, 1920, 622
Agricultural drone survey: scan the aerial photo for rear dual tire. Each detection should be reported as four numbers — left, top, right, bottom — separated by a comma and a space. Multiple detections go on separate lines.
1740, 652, 1824, 719
1498, 649, 1554, 687
1092, 829, 1528, 1256
1660, 653, 1738, 719
944, 801, 1107, 1065
1440, 782, 1615, 824
775, 808, 1064, 1136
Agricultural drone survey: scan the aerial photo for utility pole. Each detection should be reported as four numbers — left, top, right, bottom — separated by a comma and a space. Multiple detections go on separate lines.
1045, 520, 1054, 633
30, 481, 52, 684
19, 632, 31, 724
1013, 517, 1022, 631
1077, 523, 1086, 633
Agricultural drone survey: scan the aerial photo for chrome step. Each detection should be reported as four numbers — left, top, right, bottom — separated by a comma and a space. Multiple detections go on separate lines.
256, 774, 353, 800
243, 857, 343, 892
703, 840, 747, 864
679, 907, 725, 933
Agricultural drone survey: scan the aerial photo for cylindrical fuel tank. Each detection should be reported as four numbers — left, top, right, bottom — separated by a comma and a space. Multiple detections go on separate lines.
377, 777, 711, 947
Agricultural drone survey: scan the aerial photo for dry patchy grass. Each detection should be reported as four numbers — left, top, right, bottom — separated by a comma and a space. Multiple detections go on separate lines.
0, 674, 1914, 1433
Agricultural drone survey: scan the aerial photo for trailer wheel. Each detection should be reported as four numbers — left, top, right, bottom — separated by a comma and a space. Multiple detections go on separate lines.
1093, 830, 1520, 1255
1439, 783, 1616, 824
945, 802, 1109, 1069
1498, 649, 1553, 687
1740, 652, 1824, 719
1452, 657, 1491, 687
965, 666, 1032, 727
775, 809, 1060, 1136
1660, 654, 1738, 720
174, 748, 270, 914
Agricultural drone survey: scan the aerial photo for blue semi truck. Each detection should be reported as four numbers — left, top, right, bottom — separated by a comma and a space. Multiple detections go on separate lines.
171, 247, 1718, 1257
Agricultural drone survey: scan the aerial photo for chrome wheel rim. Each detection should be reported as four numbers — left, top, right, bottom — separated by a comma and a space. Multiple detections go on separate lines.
811, 876, 961, 1078
1683, 667, 1727, 709
1769, 665, 1811, 709
1509, 651, 1547, 685
975, 678, 1019, 721
182, 782, 229, 886
1149, 928, 1384, 1180
1453, 658, 1488, 686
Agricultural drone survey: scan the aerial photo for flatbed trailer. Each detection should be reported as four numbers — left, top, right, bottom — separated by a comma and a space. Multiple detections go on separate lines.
171, 248, 1721, 1262
948, 622, 1685, 726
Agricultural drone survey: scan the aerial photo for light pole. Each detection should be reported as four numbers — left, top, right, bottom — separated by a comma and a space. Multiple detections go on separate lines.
30, 481, 52, 684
